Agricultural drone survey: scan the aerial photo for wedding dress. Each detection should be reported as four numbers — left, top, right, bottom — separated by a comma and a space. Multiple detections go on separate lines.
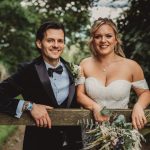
77, 77, 149, 109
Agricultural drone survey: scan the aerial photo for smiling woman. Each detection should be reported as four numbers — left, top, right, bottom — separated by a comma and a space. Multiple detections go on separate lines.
76, 17, 150, 133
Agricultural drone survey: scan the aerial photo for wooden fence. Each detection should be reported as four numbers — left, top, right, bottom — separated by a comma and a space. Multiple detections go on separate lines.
0, 109, 150, 126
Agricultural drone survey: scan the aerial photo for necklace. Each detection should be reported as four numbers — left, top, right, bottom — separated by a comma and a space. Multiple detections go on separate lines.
101, 59, 122, 73
102, 65, 110, 73
102, 68, 107, 72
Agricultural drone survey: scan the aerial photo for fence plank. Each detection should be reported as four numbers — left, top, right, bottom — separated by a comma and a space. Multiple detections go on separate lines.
0, 109, 150, 126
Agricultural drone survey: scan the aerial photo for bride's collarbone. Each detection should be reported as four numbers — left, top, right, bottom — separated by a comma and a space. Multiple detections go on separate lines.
86, 76, 131, 87
90, 72, 128, 85
86, 66, 130, 85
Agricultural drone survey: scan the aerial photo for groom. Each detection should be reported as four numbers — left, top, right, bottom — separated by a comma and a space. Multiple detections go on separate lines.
0, 21, 83, 150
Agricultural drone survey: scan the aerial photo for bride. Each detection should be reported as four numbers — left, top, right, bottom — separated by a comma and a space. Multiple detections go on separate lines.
76, 17, 150, 130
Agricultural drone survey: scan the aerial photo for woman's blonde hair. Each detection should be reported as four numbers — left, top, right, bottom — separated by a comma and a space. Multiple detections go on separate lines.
89, 17, 125, 58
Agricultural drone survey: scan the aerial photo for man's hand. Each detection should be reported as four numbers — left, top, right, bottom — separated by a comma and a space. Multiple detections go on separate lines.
30, 103, 53, 128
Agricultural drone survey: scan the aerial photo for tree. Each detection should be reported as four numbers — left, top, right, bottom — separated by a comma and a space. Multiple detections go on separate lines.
24, 0, 94, 45
0, 0, 98, 72
117, 0, 150, 86
0, 0, 43, 72
24, 0, 97, 64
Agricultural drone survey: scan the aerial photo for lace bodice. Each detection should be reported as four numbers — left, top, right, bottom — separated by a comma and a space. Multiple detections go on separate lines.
77, 77, 149, 109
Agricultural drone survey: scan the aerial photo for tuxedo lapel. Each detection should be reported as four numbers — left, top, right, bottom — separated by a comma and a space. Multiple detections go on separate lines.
34, 57, 58, 107
67, 83, 75, 108
60, 57, 74, 83
60, 58, 75, 108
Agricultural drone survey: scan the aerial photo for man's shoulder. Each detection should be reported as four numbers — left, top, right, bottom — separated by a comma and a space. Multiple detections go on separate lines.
18, 56, 42, 71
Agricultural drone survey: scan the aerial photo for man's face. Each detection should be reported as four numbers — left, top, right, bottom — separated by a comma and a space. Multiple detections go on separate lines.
36, 29, 65, 65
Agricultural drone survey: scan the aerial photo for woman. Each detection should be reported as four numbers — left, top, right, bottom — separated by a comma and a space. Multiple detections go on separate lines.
77, 17, 150, 130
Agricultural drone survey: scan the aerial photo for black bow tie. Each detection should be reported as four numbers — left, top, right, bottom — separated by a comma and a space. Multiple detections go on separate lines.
48, 65, 63, 77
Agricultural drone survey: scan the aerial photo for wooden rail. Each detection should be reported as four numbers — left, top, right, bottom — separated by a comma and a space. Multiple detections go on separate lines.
0, 109, 150, 126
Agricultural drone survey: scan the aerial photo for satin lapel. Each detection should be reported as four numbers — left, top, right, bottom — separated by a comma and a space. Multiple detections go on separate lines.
67, 83, 75, 108
61, 58, 75, 108
60, 57, 74, 83
34, 58, 58, 106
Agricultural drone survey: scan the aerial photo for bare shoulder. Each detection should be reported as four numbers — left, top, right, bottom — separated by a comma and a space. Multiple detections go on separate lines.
79, 57, 93, 76
125, 58, 142, 70
80, 57, 93, 66
125, 58, 144, 80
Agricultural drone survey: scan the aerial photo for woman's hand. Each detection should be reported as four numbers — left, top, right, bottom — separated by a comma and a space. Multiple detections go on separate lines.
30, 103, 53, 128
92, 104, 109, 122
132, 102, 147, 129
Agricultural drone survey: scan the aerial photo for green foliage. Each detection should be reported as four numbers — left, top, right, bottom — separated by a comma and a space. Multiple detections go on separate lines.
116, 1, 150, 140
0, 125, 17, 149
0, 0, 99, 73
0, 0, 41, 72
25, 0, 94, 64
82, 111, 145, 150
117, 0, 150, 87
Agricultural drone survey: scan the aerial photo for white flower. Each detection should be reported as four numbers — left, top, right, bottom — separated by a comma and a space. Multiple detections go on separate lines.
67, 63, 82, 86
68, 63, 81, 79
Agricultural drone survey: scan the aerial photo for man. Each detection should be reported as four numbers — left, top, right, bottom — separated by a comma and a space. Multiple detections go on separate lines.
0, 21, 83, 150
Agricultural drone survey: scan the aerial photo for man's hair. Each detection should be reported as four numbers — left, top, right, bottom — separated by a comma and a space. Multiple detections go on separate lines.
36, 21, 65, 41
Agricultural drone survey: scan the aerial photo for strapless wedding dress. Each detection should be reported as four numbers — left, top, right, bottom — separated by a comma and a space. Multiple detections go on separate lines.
77, 77, 149, 109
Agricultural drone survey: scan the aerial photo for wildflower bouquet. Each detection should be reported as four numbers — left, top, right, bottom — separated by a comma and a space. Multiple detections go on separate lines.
82, 108, 145, 150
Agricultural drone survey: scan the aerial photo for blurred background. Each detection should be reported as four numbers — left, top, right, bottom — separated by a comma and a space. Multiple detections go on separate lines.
0, 0, 150, 85
0, 0, 150, 149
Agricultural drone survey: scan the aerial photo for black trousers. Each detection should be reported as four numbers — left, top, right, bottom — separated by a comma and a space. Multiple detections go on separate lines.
23, 126, 83, 150
23, 100, 83, 150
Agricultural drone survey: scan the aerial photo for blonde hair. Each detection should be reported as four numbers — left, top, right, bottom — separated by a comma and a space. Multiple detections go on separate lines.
89, 17, 125, 58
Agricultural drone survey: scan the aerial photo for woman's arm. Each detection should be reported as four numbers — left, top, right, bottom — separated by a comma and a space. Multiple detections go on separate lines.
76, 62, 109, 122
77, 84, 109, 122
131, 60, 150, 129
132, 88, 150, 129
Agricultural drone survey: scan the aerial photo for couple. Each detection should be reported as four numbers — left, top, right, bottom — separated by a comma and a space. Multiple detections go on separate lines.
0, 18, 149, 150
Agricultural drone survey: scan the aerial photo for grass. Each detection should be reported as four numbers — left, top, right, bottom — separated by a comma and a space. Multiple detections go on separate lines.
0, 95, 23, 149
0, 125, 17, 149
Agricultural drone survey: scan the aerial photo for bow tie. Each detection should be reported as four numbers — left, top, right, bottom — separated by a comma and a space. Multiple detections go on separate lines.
48, 65, 63, 77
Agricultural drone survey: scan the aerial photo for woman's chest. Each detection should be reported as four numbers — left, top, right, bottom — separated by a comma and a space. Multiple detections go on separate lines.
85, 77, 132, 101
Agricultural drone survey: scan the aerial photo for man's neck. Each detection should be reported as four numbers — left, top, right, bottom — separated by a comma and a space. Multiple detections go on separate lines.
44, 58, 60, 67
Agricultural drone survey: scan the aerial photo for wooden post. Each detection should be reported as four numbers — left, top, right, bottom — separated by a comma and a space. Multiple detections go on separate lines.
0, 109, 150, 126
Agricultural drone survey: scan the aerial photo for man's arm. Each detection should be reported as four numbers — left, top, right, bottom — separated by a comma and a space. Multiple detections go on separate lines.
0, 63, 53, 128
0, 74, 23, 116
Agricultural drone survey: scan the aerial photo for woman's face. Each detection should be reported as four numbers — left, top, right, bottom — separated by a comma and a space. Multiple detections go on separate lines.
92, 24, 117, 56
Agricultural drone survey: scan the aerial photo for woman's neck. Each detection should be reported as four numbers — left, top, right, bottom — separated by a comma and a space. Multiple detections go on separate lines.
96, 53, 119, 65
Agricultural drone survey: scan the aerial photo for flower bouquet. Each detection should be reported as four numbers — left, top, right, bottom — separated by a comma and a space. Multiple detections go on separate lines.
81, 108, 145, 150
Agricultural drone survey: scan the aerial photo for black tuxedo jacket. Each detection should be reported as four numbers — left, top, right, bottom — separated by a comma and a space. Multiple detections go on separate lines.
0, 56, 79, 114
0, 56, 82, 150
